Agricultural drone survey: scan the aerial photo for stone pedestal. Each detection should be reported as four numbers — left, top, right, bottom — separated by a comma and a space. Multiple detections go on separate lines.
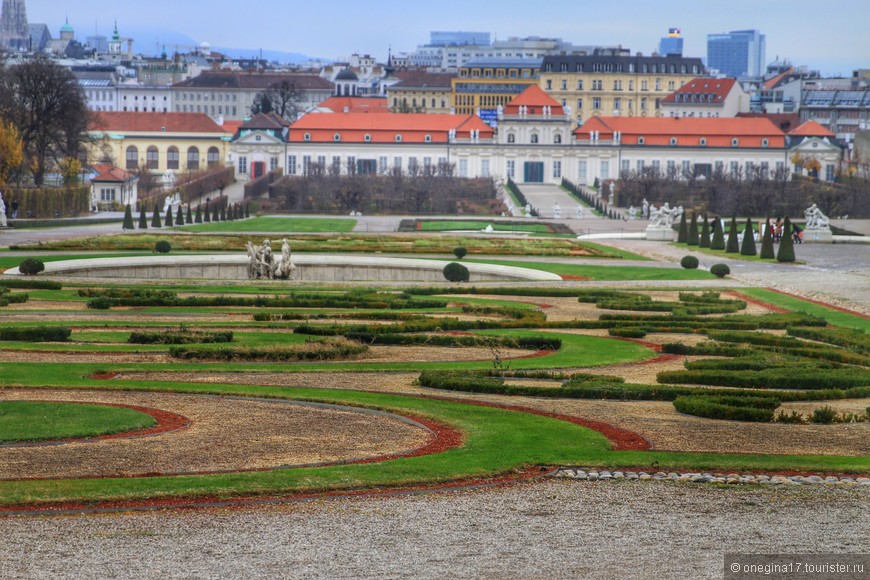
645, 226, 675, 241
802, 228, 833, 243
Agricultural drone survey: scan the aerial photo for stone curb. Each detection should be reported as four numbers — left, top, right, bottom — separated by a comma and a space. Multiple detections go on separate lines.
552, 468, 870, 486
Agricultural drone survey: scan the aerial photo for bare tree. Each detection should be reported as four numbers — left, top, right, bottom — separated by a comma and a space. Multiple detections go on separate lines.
251, 80, 305, 121
0, 56, 90, 185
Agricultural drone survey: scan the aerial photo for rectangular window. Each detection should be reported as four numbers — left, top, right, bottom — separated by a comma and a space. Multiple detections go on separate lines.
613, 97, 621, 110
730, 161, 739, 177
303, 155, 311, 175
317, 155, 326, 168
408, 157, 418, 173
458, 159, 468, 177
332, 156, 341, 173
592, 97, 601, 110
715, 161, 725, 174
667, 160, 677, 177
270, 157, 278, 171
825, 164, 835, 181
578, 160, 587, 180
651, 160, 660, 172
506, 160, 516, 179
238, 156, 247, 174
423, 157, 432, 168
288, 155, 297, 175
600, 160, 610, 179
393, 157, 402, 170
636, 160, 645, 172
481, 159, 490, 177
576, 79, 583, 90
681, 160, 691, 176
379, 156, 388, 173
760, 161, 769, 179
552, 160, 561, 179
620, 159, 630, 173
576, 98, 583, 109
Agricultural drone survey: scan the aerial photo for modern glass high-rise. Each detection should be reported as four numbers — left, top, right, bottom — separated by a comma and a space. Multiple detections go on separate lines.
706, 29, 766, 77
659, 27, 684, 56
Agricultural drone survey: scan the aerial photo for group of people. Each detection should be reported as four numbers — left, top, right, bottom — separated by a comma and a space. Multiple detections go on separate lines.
762, 217, 803, 244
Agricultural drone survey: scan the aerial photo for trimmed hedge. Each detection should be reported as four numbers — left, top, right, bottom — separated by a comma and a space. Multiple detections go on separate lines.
128, 329, 234, 345
18, 258, 45, 276
169, 339, 368, 362
0, 326, 71, 342
680, 255, 700, 269
657, 368, 870, 390
345, 332, 560, 351
673, 395, 776, 422
0, 279, 61, 290
443, 262, 470, 282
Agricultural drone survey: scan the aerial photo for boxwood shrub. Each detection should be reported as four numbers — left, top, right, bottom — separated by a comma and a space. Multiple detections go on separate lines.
18, 258, 45, 276
0, 326, 71, 342
680, 255, 699, 269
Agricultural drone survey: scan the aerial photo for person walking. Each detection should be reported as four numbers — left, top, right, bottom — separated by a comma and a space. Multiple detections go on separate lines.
10, 198, 18, 219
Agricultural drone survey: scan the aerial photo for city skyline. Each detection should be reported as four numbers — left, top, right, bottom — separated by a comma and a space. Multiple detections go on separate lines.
23, 0, 870, 76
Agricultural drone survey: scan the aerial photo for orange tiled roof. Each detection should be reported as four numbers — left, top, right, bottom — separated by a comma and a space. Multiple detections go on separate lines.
662, 78, 737, 104
763, 68, 793, 90
505, 85, 564, 115
788, 120, 835, 138
92, 166, 135, 183
289, 113, 493, 143
578, 116, 786, 148
90, 112, 230, 134
317, 96, 390, 113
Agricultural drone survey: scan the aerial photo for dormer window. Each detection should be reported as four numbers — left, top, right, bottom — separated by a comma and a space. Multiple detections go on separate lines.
638, 136, 645, 145
395, 134, 403, 142
364, 133, 372, 142
424, 134, 432, 143
669, 137, 678, 146
731, 138, 739, 147
333, 133, 341, 142
303, 133, 311, 142
699, 138, 707, 146
761, 138, 769, 148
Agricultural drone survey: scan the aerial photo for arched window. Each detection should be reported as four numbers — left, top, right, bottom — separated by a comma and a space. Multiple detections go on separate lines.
207, 147, 220, 167
554, 133, 562, 144
638, 137, 645, 145
167, 146, 179, 170
530, 134, 539, 144
699, 138, 707, 147
507, 133, 516, 144
146, 146, 159, 169
334, 133, 341, 142
364, 133, 372, 142
731, 138, 739, 147
395, 134, 403, 143
669, 137, 678, 146
125, 145, 138, 170
303, 133, 311, 141
761, 138, 769, 148
187, 147, 200, 170
424, 134, 432, 143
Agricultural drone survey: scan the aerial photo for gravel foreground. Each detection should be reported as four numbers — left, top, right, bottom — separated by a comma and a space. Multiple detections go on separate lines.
2, 480, 868, 579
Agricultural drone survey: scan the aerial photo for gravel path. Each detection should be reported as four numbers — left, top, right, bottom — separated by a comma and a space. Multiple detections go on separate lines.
1, 480, 867, 578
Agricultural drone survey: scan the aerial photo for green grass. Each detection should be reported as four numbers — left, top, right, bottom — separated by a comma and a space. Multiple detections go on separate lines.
0, 401, 156, 443
463, 259, 715, 280
737, 288, 869, 331
180, 216, 357, 233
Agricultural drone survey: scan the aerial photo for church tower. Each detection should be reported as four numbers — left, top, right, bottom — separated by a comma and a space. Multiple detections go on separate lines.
0, 0, 30, 51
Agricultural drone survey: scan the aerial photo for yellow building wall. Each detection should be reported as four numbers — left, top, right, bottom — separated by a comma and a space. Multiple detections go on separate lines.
88, 132, 231, 174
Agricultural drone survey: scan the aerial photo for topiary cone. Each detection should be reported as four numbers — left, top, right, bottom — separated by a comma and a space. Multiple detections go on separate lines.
186, 205, 193, 224
165, 206, 174, 228
195, 204, 202, 223
204, 202, 211, 222
710, 217, 726, 250
138, 205, 148, 229
151, 203, 162, 228
175, 205, 184, 226
740, 218, 757, 256
725, 216, 739, 253
699, 214, 711, 248
677, 210, 688, 243
122, 204, 135, 230
777, 217, 796, 262
760, 218, 775, 259
687, 212, 699, 246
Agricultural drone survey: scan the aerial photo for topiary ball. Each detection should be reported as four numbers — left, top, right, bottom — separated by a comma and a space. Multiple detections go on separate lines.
710, 264, 731, 278
155, 240, 172, 254
443, 262, 470, 282
453, 247, 468, 260
680, 255, 699, 269
19, 258, 45, 276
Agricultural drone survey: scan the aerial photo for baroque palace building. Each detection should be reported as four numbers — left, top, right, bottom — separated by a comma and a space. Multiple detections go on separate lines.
231, 86, 842, 189
538, 49, 705, 125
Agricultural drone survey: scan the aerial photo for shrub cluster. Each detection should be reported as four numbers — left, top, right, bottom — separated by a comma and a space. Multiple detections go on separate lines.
680, 255, 699, 269
673, 395, 777, 422
0, 279, 61, 290
18, 258, 45, 276
169, 338, 368, 362
443, 262, 470, 282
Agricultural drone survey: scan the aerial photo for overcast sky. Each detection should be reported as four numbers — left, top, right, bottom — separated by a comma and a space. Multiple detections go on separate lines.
26, 0, 869, 75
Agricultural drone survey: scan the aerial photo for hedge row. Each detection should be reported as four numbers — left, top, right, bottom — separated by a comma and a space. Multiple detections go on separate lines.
128, 330, 234, 345
344, 332, 561, 351
657, 368, 870, 390
0, 279, 62, 290
787, 326, 870, 353
0, 326, 71, 342
673, 395, 777, 422
87, 293, 447, 310
168, 339, 368, 362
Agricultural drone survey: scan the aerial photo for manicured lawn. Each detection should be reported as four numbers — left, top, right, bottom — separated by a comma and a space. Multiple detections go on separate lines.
0, 401, 155, 443
181, 216, 357, 233
738, 288, 869, 331
463, 259, 716, 280
417, 220, 558, 234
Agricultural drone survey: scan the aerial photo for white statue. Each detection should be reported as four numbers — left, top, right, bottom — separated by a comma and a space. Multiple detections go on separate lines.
483, 224, 494, 233
649, 203, 670, 227
642, 198, 650, 219
804, 204, 830, 230
163, 191, 182, 213
0, 192, 6, 227
552, 202, 561, 219
575, 206, 584, 219
247, 239, 295, 280
628, 206, 638, 220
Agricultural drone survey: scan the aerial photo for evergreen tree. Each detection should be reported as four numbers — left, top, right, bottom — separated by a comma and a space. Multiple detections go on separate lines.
212, 203, 220, 222
244, 203, 250, 218
165, 206, 174, 228
138, 205, 148, 229
204, 202, 211, 223
687, 212, 699, 245
725, 216, 740, 253
151, 203, 162, 228
710, 217, 726, 250
228, 204, 235, 221
777, 217, 796, 262
740, 218, 757, 256
760, 219, 775, 259
219, 204, 226, 221
175, 205, 184, 226
122, 204, 135, 230
677, 210, 688, 243
186, 205, 193, 224
195, 204, 202, 224
699, 214, 711, 248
